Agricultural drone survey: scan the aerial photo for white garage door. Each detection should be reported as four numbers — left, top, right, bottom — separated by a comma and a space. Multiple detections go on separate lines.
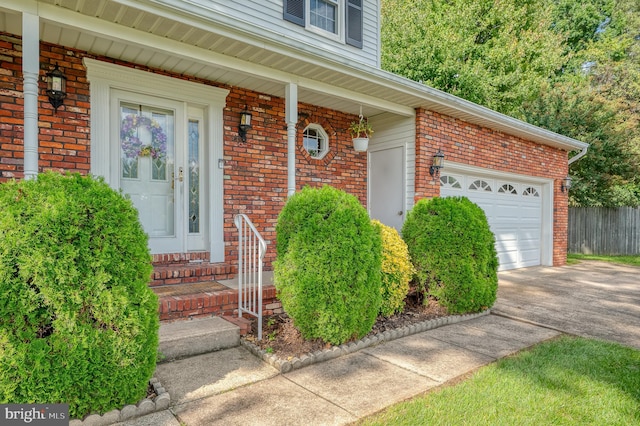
440, 173, 543, 271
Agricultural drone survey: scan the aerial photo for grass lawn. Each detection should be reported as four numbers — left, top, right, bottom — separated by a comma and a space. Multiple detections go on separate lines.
568, 253, 640, 267
359, 336, 640, 426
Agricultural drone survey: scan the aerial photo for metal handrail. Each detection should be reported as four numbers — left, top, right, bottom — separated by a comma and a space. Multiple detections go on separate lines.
234, 214, 267, 340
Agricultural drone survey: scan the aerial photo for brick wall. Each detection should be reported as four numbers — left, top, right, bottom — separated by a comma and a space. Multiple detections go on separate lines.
0, 35, 91, 182
0, 32, 367, 269
1, 32, 569, 268
415, 109, 570, 266
223, 91, 367, 267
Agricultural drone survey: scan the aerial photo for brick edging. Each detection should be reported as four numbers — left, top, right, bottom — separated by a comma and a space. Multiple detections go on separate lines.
241, 309, 491, 373
69, 377, 170, 426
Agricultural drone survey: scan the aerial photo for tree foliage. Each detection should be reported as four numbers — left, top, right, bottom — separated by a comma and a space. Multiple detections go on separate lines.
529, 0, 640, 206
381, 0, 565, 119
381, 0, 640, 206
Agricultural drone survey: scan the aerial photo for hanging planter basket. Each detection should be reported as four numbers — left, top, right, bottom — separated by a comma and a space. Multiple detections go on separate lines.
353, 137, 369, 152
348, 115, 374, 153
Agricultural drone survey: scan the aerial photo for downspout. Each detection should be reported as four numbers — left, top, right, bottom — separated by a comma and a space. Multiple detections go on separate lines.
285, 83, 298, 197
22, 12, 40, 180
568, 145, 589, 165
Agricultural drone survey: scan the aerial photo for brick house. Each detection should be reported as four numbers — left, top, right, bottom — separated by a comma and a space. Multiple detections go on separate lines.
1, 1, 587, 318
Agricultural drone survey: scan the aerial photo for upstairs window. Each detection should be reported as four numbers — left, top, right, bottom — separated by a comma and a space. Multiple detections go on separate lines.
311, 0, 338, 34
284, 0, 363, 48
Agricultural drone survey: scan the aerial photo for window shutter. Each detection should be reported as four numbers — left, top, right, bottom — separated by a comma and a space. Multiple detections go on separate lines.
346, 0, 363, 48
284, 0, 305, 27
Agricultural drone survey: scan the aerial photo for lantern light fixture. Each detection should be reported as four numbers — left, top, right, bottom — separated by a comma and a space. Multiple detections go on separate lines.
239, 105, 252, 142
46, 64, 67, 113
429, 149, 445, 176
561, 175, 572, 193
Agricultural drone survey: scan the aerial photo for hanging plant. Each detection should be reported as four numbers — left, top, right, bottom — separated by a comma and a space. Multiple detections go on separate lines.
348, 117, 374, 139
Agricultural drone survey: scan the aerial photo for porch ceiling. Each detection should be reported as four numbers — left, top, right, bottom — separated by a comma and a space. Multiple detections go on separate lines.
0, 0, 589, 152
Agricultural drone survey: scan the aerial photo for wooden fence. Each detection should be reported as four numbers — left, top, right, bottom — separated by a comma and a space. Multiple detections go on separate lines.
568, 207, 640, 255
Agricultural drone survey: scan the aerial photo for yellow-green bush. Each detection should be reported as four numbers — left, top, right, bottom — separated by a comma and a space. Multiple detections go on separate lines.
372, 220, 413, 316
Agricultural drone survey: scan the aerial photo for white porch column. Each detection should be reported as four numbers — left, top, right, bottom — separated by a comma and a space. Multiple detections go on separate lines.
285, 83, 298, 197
22, 12, 40, 180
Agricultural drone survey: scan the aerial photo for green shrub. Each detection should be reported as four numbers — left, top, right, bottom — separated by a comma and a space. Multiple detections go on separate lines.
0, 172, 158, 419
274, 185, 382, 345
372, 220, 413, 316
401, 196, 498, 313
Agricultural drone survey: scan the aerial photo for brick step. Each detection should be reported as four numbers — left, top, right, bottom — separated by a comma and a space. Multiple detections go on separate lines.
158, 316, 240, 362
221, 316, 253, 336
150, 263, 233, 287
154, 281, 280, 322
152, 252, 211, 266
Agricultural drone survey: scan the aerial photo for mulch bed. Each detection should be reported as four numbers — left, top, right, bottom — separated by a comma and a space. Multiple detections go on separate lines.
243, 294, 449, 359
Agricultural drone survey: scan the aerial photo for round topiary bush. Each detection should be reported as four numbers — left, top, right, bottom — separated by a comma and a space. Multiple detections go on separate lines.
274, 185, 382, 345
0, 172, 158, 419
372, 220, 413, 317
401, 196, 498, 314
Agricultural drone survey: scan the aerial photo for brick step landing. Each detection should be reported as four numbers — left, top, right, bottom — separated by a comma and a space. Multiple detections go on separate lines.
150, 263, 233, 287
154, 280, 281, 322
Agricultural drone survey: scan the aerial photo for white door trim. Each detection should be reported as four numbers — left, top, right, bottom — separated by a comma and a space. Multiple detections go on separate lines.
84, 58, 229, 261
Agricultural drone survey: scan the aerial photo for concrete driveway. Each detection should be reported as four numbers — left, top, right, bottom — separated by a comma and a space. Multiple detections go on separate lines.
493, 260, 640, 350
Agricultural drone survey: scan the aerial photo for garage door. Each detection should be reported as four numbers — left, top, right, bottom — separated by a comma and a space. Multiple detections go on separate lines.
440, 173, 543, 270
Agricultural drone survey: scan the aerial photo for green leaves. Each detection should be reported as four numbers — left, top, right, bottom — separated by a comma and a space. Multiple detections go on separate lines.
373, 220, 413, 317
0, 172, 158, 419
382, 0, 640, 206
381, 0, 565, 119
402, 197, 498, 314
274, 186, 382, 345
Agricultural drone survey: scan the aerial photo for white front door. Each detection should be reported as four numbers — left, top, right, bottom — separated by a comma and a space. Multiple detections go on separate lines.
370, 146, 405, 230
115, 92, 207, 254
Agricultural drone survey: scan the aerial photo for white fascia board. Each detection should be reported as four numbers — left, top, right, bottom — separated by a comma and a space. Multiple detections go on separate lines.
116, 0, 372, 70
348, 67, 590, 152
418, 86, 590, 152
35, 3, 414, 118
0, 0, 37, 14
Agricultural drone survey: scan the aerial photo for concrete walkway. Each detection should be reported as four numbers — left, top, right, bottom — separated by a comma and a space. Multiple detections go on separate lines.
121, 260, 639, 426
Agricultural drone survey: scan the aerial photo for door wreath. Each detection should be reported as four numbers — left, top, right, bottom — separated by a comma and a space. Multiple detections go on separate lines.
120, 114, 168, 160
